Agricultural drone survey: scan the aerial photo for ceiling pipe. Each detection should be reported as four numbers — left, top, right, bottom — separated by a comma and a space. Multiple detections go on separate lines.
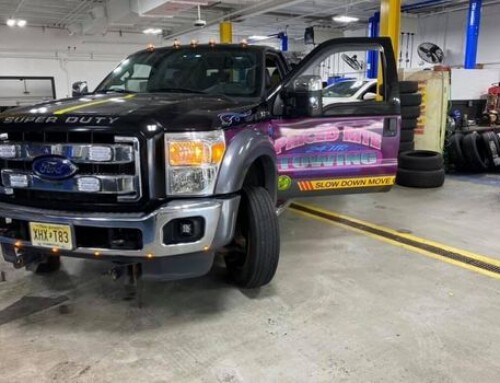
417, 0, 500, 15
363, 0, 468, 15
13, 0, 27, 14
253, 0, 372, 28
402, 0, 454, 12
206, 0, 372, 38
163, 0, 312, 39
54, 0, 93, 26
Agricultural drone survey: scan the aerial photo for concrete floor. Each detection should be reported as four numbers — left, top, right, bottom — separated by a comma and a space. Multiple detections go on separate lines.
1, 174, 500, 383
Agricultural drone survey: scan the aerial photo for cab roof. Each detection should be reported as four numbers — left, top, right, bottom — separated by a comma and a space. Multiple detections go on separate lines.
132, 43, 282, 56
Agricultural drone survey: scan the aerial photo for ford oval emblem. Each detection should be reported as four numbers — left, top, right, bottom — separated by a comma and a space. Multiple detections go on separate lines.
32, 155, 78, 180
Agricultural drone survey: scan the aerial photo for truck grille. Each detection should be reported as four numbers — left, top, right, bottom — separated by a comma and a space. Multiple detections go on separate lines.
0, 130, 142, 208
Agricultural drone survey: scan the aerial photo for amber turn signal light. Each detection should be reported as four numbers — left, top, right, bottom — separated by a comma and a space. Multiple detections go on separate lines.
169, 141, 225, 166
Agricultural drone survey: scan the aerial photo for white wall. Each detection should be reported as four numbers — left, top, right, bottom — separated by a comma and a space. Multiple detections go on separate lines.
414, 3, 500, 69
0, 25, 162, 99
451, 68, 500, 100
404, 3, 500, 100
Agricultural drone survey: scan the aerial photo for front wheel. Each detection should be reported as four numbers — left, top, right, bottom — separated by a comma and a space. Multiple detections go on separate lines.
225, 186, 280, 288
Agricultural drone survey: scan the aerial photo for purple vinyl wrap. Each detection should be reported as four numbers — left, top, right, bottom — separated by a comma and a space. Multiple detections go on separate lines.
224, 115, 400, 199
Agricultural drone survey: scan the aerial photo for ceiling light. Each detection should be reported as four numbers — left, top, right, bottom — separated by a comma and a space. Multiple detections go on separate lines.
16, 19, 26, 27
333, 15, 359, 23
143, 28, 162, 35
248, 35, 270, 41
6, 18, 16, 27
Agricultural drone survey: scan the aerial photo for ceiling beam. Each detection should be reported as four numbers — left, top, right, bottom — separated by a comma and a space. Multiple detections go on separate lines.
134, 0, 171, 15
163, 0, 312, 39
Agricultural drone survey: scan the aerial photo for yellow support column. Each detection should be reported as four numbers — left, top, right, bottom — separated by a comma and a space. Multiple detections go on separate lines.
219, 22, 233, 44
378, 0, 401, 98
380, 0, 401, 57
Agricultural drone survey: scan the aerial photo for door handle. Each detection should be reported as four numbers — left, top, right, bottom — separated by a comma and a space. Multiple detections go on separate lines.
383, 118, 398, 137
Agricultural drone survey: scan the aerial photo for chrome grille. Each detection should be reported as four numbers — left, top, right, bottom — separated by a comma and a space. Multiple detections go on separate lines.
0, 131, 142, 204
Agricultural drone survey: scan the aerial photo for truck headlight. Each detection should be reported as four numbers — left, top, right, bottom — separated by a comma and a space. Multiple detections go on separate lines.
165, 131, 225, 196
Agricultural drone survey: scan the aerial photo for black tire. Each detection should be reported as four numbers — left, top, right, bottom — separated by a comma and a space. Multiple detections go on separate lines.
399, 81, 419, 94
399, 141, 415, 152
402, 118, 417, 130
398, 150, 444, 171
400, 129, 414, 142
448, 132, 468, 170
400, 93, 422, 107
401, 106, 421, 119
462, 131, 489, 171
396, 168, 445, 188
481, 131, 500, 169
225, 186, 280, 288
34, 256, 61, 274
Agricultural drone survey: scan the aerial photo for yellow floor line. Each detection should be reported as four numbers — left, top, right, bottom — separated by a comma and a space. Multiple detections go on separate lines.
290, 203, 500, 280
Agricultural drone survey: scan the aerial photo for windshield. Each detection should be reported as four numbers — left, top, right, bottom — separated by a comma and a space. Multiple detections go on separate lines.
323, 80, 369, 98
95, 47, 262, 98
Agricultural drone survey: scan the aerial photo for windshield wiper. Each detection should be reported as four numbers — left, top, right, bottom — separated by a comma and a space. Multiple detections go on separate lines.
148, 88, 207, 94
95, 89, 137, 94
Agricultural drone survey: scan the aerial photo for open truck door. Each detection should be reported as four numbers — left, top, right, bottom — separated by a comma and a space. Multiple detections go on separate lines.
268, 37, 400, 199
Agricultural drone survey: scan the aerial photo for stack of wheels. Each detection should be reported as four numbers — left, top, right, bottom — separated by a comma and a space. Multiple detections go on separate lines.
396, 150, 445, 188
399, 81, 422, 152
448, 130, 500, 172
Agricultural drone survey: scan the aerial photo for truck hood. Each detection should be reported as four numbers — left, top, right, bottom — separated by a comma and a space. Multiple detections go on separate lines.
0, 93, 257, 134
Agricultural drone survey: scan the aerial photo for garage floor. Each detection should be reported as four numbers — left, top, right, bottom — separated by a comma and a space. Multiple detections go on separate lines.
1, 174, 500, 383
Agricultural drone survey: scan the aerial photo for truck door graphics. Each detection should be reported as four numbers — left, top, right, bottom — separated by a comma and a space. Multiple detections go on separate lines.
297, 175, 396, 191
270, 116, 397, 196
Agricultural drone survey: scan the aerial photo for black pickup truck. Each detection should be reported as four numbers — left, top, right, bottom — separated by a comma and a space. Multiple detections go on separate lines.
0, 37, 400, 288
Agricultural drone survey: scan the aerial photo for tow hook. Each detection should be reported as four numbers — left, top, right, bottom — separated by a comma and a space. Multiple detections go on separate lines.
3, 244, 42, 269
106, 265, 125, 280
105, 263, 143, 307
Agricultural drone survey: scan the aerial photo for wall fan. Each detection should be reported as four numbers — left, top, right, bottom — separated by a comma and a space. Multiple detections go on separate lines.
417, 42, 444, 64
341, 54, 363, 71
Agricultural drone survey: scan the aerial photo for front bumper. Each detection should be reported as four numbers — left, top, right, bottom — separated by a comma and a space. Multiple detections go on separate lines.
0, 196, 240, 259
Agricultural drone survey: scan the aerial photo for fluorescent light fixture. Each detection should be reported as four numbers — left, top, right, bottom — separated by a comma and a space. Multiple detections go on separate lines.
6, 18, 27, 27
248, 35, 270, 41
333, 15, 359, 23
143, 28, 162, 35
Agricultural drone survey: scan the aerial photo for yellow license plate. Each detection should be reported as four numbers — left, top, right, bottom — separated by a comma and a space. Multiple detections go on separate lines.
29, 222, 73, 250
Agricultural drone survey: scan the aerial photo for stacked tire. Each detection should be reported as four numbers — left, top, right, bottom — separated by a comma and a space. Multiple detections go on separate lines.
448, 130, 500, 172
399, 81, 422, 152
396, 150, 445, 188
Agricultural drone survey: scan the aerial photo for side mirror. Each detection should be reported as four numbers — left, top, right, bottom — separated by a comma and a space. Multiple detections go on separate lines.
282, 75, 323, 117
72, 81, 89, 97
362, 92, 377, 101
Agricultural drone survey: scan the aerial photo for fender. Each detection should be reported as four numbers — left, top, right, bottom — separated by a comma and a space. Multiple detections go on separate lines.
216, 128, 277, 202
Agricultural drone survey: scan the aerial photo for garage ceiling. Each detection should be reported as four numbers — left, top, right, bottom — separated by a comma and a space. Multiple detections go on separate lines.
0, 0, 497, 40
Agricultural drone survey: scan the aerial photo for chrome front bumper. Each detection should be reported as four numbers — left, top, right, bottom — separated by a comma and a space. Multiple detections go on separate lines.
0, 196, 240, 258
